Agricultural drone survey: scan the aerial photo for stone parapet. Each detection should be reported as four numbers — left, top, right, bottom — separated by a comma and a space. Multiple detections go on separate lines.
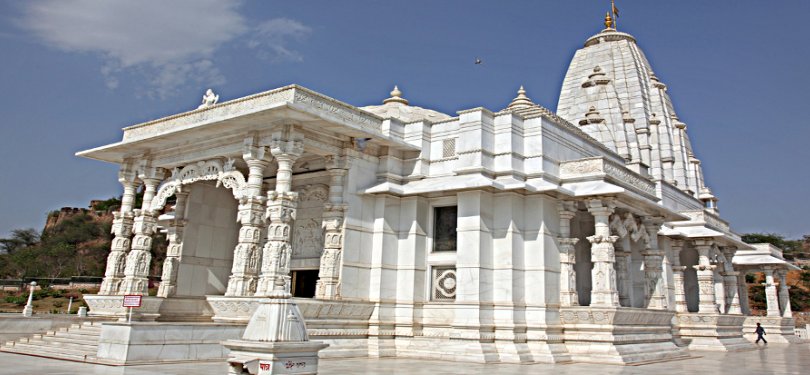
674, 313, 755, 351
560, 306, 686, 364
84, 295, 163, 322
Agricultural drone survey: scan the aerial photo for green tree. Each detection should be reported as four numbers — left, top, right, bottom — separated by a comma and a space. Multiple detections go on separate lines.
0, 228, 40, 254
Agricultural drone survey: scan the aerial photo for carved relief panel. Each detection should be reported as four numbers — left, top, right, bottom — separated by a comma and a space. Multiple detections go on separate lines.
291, 184, 328, 269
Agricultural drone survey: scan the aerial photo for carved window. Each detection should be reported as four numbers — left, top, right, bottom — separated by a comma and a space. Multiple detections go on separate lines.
432, 267, 457, 301
433, 206, 457, 252
442, 138, 456, 158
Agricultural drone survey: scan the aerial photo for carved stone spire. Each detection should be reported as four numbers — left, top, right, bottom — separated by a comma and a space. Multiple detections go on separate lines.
507, 85, 534, 109
382, 85, 409, 105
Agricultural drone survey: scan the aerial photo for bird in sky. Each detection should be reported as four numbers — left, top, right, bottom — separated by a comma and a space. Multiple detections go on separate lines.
474, 57, 482, 65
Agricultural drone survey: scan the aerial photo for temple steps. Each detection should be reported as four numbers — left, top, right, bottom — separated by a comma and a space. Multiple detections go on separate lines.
0, 321, 102, 362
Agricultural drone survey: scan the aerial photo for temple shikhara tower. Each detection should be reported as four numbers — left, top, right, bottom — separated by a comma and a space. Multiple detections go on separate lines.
9, 9, 797, 368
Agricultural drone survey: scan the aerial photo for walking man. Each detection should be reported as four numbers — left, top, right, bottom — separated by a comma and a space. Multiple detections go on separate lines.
755, 322, 767, 344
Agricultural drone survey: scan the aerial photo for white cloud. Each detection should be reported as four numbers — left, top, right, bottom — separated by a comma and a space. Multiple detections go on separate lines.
19, 1, 310, 98
248, 18, 312, 62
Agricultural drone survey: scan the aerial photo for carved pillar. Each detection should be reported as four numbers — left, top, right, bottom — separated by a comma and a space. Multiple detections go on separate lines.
762, 267, 780, 317
738, 272, 751, 315
226, 142, 271, 296
614, 241, 631, 307
778, 271, 792, 318
586, 198, 619, 307
120, 166, 166, 295
643, 217, 666, 309
692, 239, 718, 314
557, 201, 579, 306
720, 271, 742, 315
316, 155, 349, 300
720, 247, 742, 315
670, 239, 688, 313
99, 166, 139, 295
255, 136, 303, 296
157, 191, 188, 298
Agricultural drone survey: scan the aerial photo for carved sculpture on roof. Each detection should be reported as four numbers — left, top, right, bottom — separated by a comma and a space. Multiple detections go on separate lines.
198, 88, 219, 109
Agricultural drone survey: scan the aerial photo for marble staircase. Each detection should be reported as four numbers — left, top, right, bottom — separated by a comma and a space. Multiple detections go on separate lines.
0, 321, 102, 362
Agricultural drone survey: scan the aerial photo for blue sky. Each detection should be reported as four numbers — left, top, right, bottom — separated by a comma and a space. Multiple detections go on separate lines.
0, 1, 808, 239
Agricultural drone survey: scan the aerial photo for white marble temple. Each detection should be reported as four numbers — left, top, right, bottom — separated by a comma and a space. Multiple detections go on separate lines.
72, 18, 798, 367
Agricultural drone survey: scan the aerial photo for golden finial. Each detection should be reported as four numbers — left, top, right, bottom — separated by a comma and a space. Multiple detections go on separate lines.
604, 11, 614, 29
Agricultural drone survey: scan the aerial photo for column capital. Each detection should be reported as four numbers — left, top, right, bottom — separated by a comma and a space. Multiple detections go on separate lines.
642, 216, 666, 230
269, 138, 304, 159
586, 197, 615, 215
325, 154, 350, 170
669, 238, 685, 251
243, 136, 272, 163
138, 166, 166, 182
587, 234, 618, 244
691, 238, 714, 249
557, 237, 580, 246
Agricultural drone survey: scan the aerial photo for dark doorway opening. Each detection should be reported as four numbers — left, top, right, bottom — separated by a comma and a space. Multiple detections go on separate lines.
291, 270, 319, 298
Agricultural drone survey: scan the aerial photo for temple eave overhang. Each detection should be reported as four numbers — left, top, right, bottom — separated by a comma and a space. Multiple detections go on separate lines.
76, 84, 418, 164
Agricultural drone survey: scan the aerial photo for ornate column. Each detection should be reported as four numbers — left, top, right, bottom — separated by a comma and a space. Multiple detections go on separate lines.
762, 267, 780, 317
778, 270, 792, 318
225, 141, 272, 296
99, 165, 139, 295
692, 239, 718, 314
737, 272, 751, 315
586, 198, 619, 307
642, 217, 667, 309
120, 166, 166, 295
720, 247, 742, 315
157, 191, 188, 298
614, 241, 631, 307
255, 135, 303, 296
670, 239, 688, 313
316, 155, 349, 300
557, 201, 579, 306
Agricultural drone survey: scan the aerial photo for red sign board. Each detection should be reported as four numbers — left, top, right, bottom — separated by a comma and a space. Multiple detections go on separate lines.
122, 295, 142, 308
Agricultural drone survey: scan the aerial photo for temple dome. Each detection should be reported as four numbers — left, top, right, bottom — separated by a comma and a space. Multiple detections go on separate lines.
556, 26, 710, 199
361, 86, 451, 123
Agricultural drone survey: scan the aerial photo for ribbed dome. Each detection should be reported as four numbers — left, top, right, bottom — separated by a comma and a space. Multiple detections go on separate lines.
361, 86, 450, 123
556, 28, 711, 199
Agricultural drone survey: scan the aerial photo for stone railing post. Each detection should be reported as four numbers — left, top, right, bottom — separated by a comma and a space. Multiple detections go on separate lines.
99, 165, 139, 295
120, 166, 166, 295
586, 198, 619, 307
255, 135, 303, 296
157, 191, 188, 298
643, 217, 666, 309
670, 239, 688, 313
316, 155, 349, 300
557, 201, 579, 306
778, 271, 792, 318
692, 239, 718, 314
225, 140, 272, 296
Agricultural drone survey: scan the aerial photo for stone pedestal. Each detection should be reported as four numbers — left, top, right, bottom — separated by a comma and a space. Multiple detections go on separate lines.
560, 306, 686, 364
223, 297, 328, 375
674, 313, 754, 351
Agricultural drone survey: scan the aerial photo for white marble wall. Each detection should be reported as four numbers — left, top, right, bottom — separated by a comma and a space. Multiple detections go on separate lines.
175, 182, 238, 297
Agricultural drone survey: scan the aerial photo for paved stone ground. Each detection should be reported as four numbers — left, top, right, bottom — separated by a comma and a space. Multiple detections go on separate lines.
0, 344, 807, 374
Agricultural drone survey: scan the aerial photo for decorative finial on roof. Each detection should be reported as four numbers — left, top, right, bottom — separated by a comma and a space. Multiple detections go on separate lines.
383, 85, 409, 105
197, 88, 219, 109
507, 85, 535, 109
604, 11, 614, 29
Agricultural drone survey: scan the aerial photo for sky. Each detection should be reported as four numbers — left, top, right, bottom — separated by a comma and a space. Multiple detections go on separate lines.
0, 1, 808, 239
